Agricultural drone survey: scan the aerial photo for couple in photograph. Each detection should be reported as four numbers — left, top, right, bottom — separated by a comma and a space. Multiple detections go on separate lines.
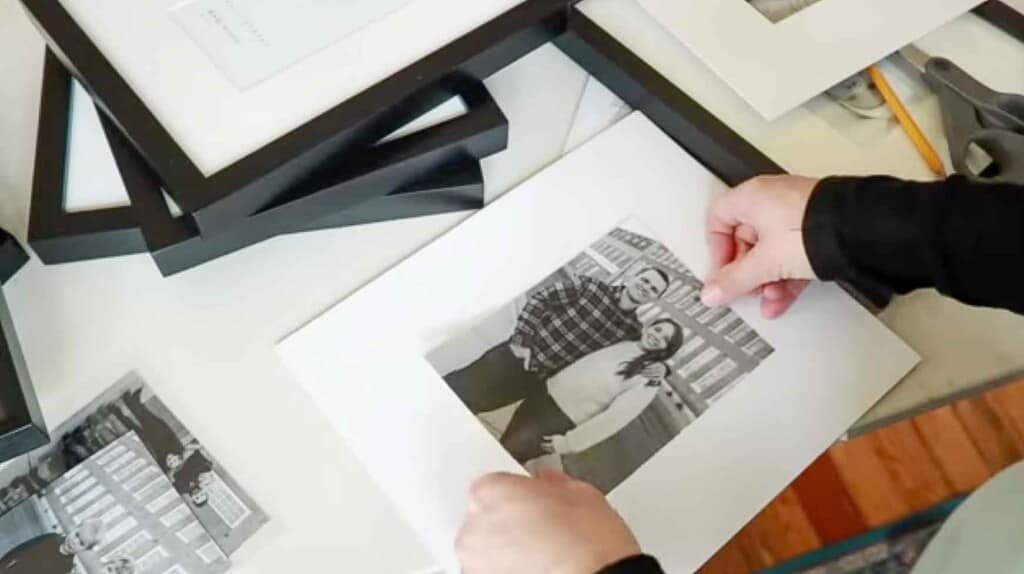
444, 267, 685, 464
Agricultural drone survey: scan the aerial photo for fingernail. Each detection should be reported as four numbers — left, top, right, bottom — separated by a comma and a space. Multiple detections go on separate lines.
701, 284, 724, 307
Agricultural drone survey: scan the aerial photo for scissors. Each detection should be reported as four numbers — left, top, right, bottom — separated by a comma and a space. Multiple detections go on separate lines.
900, 45, 1024, 184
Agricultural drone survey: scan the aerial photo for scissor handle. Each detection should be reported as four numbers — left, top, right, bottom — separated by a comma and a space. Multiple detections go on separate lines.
960, 129, 1024, 184
925, 57, 1024, 133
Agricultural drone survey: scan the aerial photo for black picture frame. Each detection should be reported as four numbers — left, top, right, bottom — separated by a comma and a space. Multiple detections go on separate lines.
109, 78, 506, 276
974, 0, 1024, 43
554, 9, 782, 187
18, 0, 568, 234
29, 51, 490, 266
29, 51, 145, 264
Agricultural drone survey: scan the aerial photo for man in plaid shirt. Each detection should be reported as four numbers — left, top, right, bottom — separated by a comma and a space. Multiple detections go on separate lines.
445, 266, 671, 414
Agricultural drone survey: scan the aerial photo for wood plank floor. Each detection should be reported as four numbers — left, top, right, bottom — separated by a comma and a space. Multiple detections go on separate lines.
700, 376, 1024, 573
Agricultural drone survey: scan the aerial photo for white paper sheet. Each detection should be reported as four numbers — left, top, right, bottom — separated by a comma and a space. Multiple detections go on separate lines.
562, 77, 632, 153
172, 0, 415, 90
277, 112, 919, 572
633, 0, 983, 119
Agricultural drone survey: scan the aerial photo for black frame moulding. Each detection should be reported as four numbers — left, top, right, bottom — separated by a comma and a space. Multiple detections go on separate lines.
553, 9, 782, 187
30, 51, 490, 267
29, 51, 145, 264
19, 0, 568, 234
110, 77, 507, 276
0, 235, 48, 463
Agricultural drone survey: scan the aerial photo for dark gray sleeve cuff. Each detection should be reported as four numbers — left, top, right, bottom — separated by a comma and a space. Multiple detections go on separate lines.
596, 554, 665, 574
802, 176, 857, 283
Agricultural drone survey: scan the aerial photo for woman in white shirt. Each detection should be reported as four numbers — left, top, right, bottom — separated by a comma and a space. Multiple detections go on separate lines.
499, 318, 684, 464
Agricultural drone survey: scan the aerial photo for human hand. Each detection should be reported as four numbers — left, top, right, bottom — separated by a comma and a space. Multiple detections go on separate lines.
702, 175, 819, 319
457, 472, 641, 574
640, 362, 669, 380
541, 435, 570, 455
509, 343, 533, 370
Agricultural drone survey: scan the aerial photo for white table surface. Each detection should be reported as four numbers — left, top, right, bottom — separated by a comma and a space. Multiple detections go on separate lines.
1, 1, 590, 571
2, 1, 1024, 571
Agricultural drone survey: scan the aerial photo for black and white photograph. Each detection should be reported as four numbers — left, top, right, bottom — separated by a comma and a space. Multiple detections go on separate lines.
427, 223, 775, 493
0, 373, 267, 573
747, 0, 824, 23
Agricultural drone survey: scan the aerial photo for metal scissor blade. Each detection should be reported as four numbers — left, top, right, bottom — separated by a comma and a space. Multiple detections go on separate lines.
898, 45, 932, 74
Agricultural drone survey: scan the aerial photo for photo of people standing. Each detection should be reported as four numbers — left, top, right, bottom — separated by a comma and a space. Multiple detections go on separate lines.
428, 224, 775, 493
0, 373, 267, 573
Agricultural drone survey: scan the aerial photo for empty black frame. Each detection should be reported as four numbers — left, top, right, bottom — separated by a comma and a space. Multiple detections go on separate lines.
18, 0, 568, 234
108, 79, 507, 277
30, 51, 489, 267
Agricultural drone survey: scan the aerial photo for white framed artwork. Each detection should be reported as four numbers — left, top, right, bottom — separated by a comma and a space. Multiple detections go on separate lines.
52, 0, 525, 176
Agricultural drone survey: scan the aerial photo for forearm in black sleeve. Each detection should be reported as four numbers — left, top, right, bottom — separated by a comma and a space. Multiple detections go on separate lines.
596, 554, 665, 574
803, 175, 1024, 314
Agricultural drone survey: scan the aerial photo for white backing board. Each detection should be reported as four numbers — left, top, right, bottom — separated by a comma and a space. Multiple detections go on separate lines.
277, 112, 919, 572
64, 81, 131, 212
634, 0, 984, 119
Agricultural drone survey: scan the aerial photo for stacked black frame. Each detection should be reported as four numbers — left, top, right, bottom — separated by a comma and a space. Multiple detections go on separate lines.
110, 75, 505, 276
19, 0, 568, 234
29, 52, 496, 272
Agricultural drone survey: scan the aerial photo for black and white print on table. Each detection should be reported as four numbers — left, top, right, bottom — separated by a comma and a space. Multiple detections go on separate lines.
427, 223, 774, 494
0, 373, 267, 574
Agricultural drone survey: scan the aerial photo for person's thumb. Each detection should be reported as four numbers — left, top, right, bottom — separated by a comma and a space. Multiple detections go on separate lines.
701, 248, 776, 307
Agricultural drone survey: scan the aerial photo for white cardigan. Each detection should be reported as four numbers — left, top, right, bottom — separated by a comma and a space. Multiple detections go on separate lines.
546, 341, 660, 454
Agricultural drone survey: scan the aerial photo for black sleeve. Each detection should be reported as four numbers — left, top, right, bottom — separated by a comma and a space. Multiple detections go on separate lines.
597, 554, 665, 574
803, 175, 1024, 314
